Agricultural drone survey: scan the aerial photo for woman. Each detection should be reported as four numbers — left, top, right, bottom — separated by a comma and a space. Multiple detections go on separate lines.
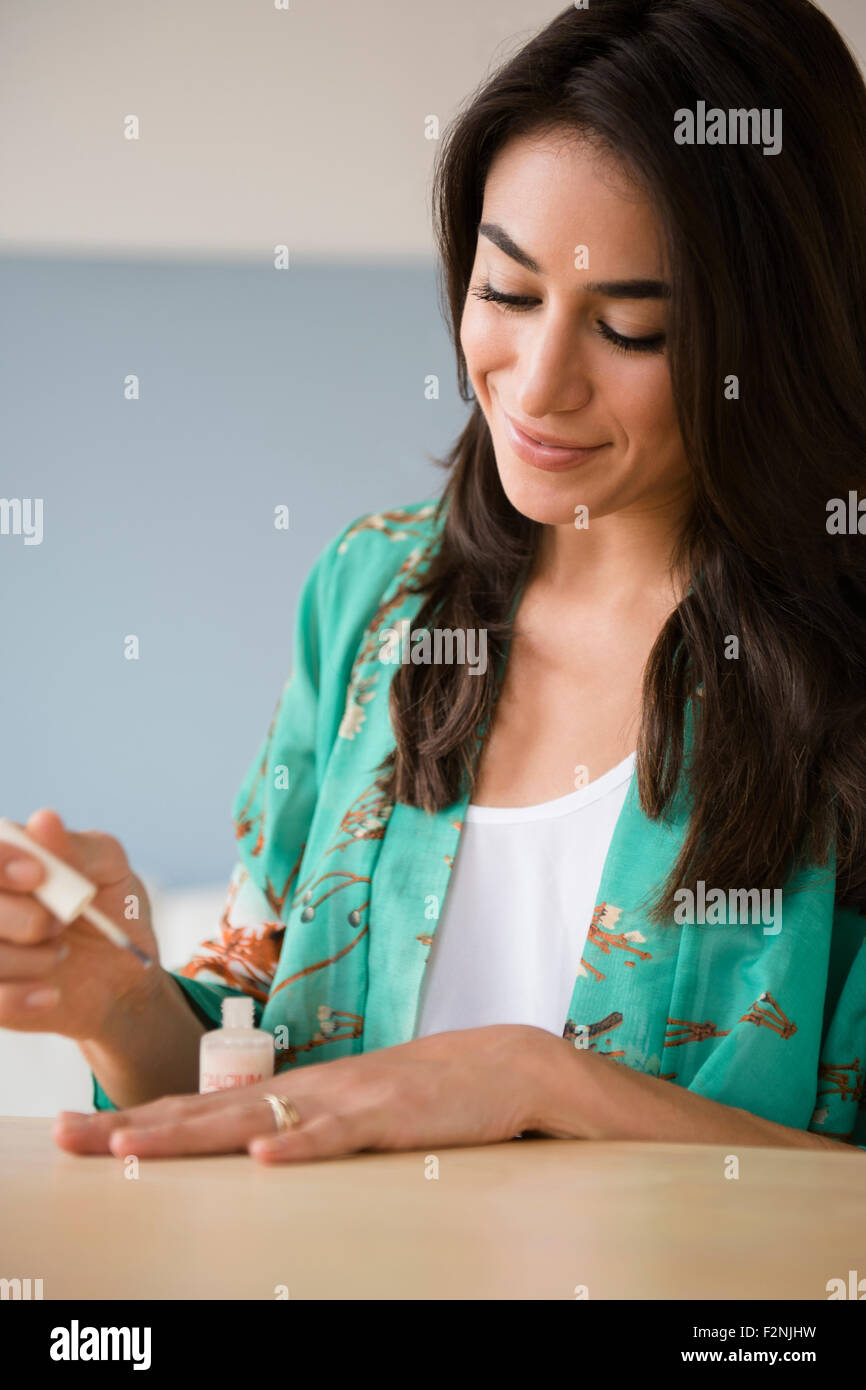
4, 0, 866, 1160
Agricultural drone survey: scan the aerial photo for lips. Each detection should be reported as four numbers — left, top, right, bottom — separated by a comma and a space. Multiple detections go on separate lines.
507, 416, 601, 450
501, 410, 608, 473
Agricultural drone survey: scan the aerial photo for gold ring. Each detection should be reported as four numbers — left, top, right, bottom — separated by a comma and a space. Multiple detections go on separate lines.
262, 1093, 301, 1133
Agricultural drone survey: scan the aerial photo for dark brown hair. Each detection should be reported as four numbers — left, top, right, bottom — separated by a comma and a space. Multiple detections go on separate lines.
377, 0, 866, 918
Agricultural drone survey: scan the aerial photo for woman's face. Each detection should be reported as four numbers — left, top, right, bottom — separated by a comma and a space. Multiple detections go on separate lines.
460, 129, 690, 529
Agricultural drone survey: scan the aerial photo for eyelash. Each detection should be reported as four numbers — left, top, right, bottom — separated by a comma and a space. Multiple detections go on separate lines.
469, 281, 667, 355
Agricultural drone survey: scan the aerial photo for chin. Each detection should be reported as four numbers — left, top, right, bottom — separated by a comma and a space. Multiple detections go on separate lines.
496, 458, 603, 527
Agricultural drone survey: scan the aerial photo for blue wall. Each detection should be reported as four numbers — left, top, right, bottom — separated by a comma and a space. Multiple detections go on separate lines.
0, 255, 466, 887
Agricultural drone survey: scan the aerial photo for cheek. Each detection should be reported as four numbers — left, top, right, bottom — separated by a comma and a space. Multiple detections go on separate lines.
609, 356, 680, 450
460, 303, 509, 381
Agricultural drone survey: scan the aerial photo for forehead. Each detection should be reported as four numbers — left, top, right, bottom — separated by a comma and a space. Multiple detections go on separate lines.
480, 130, 665, 277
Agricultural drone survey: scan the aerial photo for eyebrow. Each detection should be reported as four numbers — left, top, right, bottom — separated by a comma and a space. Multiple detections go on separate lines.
478, 221, 671, 299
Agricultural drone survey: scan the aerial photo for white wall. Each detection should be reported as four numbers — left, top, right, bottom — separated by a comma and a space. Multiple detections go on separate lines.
2, 0, 860, 261
0, 0, 550, 260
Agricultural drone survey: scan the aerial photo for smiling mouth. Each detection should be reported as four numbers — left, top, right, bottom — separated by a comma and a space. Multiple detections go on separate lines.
501, 409, 610, 471
525, 429, 599, 449
507, 415, 604, 450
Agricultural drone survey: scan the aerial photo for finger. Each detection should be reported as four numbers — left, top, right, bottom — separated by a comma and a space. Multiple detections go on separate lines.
23, 809, 129, 889
53, 1094, 201, 1152
52, 1088, 251, 1153
0, 939, 67, 980
0, 891, 62, 945
0, 980, 62, 1024
0, 833, 47, 892
0, 810, 127, 892
249, 1110, 370, 1164
106, 1097, 283, 1157
0, 811, 75, 891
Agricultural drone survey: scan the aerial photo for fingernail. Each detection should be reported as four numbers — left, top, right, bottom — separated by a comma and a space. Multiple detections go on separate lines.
24, 986, 60, 1009
250, 1137, 283, 1155
55, 944, 69, 962
5, 859, 40, 886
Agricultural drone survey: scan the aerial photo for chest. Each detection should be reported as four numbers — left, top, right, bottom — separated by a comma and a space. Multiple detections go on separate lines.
471, 594, 660, 805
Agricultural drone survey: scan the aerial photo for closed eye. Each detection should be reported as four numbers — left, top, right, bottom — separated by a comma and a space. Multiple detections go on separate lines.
469, 281, 666, 355
596, 320, 666, 355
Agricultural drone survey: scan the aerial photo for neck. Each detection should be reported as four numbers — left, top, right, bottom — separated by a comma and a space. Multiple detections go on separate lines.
531, 492, 692, 609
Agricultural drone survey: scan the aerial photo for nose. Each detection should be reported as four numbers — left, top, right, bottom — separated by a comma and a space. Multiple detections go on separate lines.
512, 312, 594, 420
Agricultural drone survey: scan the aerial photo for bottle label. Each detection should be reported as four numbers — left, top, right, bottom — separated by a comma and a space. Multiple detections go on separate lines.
200, 1072, 267, 1094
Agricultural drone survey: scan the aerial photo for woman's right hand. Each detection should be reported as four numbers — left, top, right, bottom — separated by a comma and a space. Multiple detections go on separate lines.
0, 807, 162, 1043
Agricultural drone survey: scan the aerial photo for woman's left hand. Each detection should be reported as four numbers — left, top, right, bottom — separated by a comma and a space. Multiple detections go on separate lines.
53, 1024, 565, 1163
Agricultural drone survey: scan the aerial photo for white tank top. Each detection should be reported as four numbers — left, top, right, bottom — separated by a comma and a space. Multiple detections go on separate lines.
413, 752, 637, 1039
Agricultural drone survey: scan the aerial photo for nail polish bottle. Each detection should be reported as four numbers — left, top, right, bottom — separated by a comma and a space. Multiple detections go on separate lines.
199, 996, 274, 1093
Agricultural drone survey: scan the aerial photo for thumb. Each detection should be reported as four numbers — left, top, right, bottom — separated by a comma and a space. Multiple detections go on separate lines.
24, 807, 129, 888
24, 807, 75, 866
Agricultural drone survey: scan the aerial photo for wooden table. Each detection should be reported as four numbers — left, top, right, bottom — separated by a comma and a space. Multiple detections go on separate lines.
1, 1117, 863, 1299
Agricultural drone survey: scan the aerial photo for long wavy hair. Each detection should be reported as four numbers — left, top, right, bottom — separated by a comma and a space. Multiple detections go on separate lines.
376, 0, 866, 920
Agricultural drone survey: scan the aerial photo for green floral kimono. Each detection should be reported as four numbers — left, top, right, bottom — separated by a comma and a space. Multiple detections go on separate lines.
93, 497, 866, 1148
